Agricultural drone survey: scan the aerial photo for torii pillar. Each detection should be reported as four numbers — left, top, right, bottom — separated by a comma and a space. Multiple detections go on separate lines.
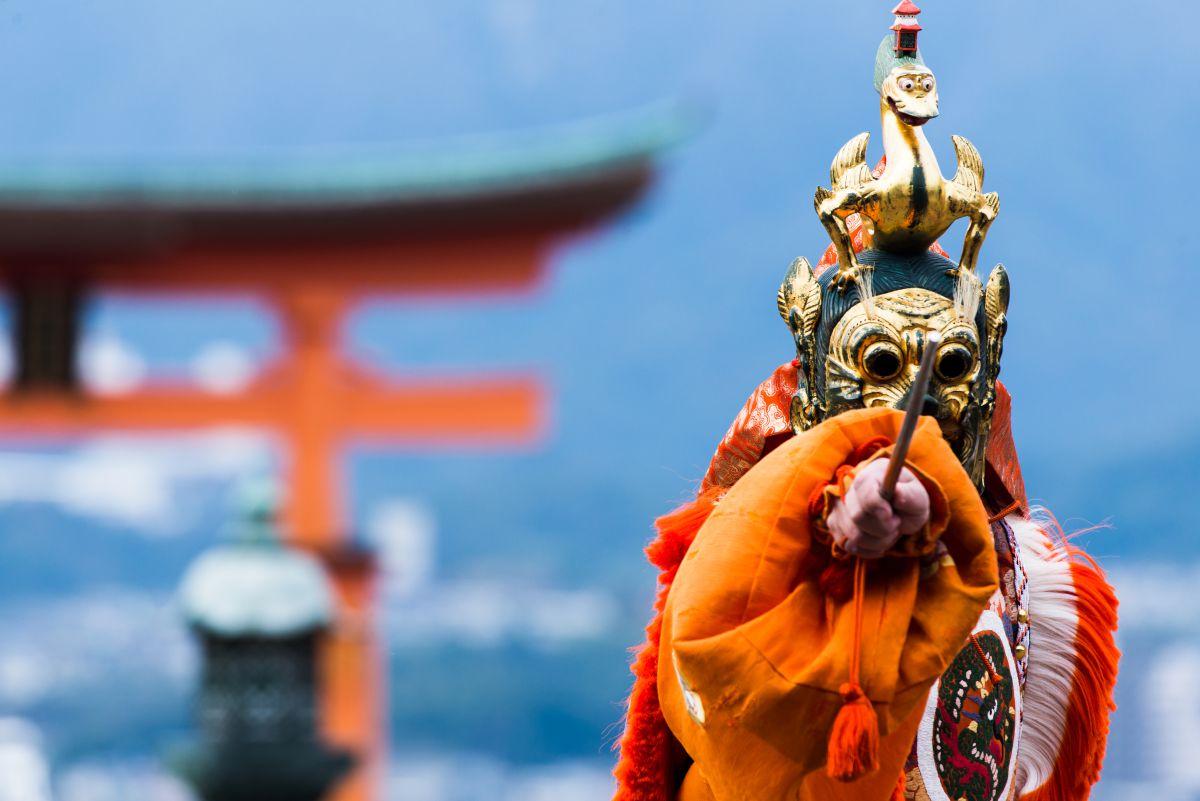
0, 110, 679, 801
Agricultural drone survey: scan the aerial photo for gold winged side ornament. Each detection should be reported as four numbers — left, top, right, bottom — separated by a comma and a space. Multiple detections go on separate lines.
777, 256, 823, 431
814, 22, 999, 315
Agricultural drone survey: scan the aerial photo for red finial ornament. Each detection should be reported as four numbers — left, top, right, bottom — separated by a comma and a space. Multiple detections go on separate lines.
891, 1, 922, 54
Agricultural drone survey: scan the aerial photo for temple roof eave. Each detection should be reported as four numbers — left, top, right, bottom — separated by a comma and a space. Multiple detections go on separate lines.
0, 102, 690, 212
0, 102, 691, 258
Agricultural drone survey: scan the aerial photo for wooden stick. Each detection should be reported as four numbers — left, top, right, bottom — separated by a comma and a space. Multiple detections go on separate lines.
879, 331, 941, 501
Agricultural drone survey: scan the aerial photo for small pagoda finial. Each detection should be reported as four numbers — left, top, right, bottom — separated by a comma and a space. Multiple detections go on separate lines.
226, 476, 283, 546
891, 1, 922, 55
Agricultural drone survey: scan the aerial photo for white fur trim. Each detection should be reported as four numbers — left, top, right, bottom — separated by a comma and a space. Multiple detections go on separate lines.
1011, 514, 1078, 796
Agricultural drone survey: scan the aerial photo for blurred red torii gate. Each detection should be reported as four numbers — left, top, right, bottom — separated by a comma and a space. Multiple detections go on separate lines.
0, 109, 682, 801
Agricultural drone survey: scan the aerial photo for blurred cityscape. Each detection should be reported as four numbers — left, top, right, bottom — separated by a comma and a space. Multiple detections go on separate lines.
0, 2, 1198, 800
3, 455, 1200, 800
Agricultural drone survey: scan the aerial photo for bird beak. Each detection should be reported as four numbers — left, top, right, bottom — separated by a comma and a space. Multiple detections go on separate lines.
888, 93, 939, 125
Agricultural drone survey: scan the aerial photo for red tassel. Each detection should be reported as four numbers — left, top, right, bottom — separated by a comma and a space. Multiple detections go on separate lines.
826, 559, 880, 782
891, 769, 907, 801
827, 681, 880, 781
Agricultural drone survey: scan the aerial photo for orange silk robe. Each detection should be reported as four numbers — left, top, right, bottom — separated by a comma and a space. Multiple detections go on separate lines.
658, 409, 998, 801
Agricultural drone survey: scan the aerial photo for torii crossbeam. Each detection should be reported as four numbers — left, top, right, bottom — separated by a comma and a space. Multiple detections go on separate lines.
0, 107, 684, 801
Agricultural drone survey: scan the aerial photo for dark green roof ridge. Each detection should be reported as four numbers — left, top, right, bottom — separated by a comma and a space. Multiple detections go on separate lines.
0, 101, 695, 208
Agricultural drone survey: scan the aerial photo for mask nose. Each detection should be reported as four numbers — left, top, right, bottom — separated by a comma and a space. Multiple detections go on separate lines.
895, 389, 941, 416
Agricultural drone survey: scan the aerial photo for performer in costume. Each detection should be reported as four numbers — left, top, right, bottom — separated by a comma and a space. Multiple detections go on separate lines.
612, 6, 1119, 801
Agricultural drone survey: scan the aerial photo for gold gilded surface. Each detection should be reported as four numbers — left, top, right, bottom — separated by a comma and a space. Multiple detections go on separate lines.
970, 263, 1011, 485
779, 40, 1013, 490
826, 288, 979, 418
776, 256, 823, 431
825, 288, 987, 476
814, 65, 1000, 293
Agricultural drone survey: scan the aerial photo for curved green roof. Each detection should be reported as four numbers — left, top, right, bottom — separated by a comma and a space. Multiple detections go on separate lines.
0, 102, 693, 208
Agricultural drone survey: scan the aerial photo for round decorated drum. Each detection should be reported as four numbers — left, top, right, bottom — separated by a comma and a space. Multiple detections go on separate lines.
913, 608, 1022, 801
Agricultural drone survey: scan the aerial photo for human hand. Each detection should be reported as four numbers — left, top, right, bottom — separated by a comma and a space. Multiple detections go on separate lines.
826, 459, 931, 559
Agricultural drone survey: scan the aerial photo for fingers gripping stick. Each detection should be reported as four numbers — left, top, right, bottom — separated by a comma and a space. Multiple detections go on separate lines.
879, 331, 941, 502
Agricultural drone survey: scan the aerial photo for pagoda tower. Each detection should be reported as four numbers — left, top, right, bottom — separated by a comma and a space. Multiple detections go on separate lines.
891, 1, 923, 54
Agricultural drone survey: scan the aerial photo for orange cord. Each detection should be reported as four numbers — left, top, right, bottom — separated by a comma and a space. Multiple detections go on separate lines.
849, 557, 866, 687
988, 499, 1023, 524
827, 557, 880, 782
968, 633, 1004, 684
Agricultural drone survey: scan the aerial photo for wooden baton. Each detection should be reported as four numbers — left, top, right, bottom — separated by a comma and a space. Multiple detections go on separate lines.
879, 331, 941, 502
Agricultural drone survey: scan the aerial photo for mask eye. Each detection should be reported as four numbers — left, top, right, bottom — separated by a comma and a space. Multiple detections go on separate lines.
935, 344, 974, 382
899, 77, 915, 91
921, 77, 934, 92
861, 341, 904, 382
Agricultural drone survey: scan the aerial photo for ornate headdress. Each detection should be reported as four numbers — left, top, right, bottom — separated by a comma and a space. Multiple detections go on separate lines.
780, 1, 1008, 489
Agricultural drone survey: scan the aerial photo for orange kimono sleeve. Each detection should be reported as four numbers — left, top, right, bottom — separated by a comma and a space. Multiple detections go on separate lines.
657, 407, 998, 801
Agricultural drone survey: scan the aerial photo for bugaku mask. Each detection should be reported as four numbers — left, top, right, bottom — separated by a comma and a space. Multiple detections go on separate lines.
778, 22, 1008, 490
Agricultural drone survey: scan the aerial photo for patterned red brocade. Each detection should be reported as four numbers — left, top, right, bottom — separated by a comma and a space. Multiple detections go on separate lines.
699, 364, 794, 492
701, 362, 1027, 512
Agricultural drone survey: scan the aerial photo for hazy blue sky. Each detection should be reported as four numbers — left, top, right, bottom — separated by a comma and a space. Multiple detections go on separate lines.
2, 0, 1193, 545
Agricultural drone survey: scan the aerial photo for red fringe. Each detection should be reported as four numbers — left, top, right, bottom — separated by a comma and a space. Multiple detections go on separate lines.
613, 488, 723, 801
1021, 549, 1120, 801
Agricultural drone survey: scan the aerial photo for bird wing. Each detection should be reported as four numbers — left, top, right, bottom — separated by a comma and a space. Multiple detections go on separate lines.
830, 132, 872, 191
950, 135, 985, 194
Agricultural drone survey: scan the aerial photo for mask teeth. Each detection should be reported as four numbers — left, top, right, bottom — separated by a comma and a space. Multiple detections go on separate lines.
856, 268, 877, 318
954, 267, 981, 322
